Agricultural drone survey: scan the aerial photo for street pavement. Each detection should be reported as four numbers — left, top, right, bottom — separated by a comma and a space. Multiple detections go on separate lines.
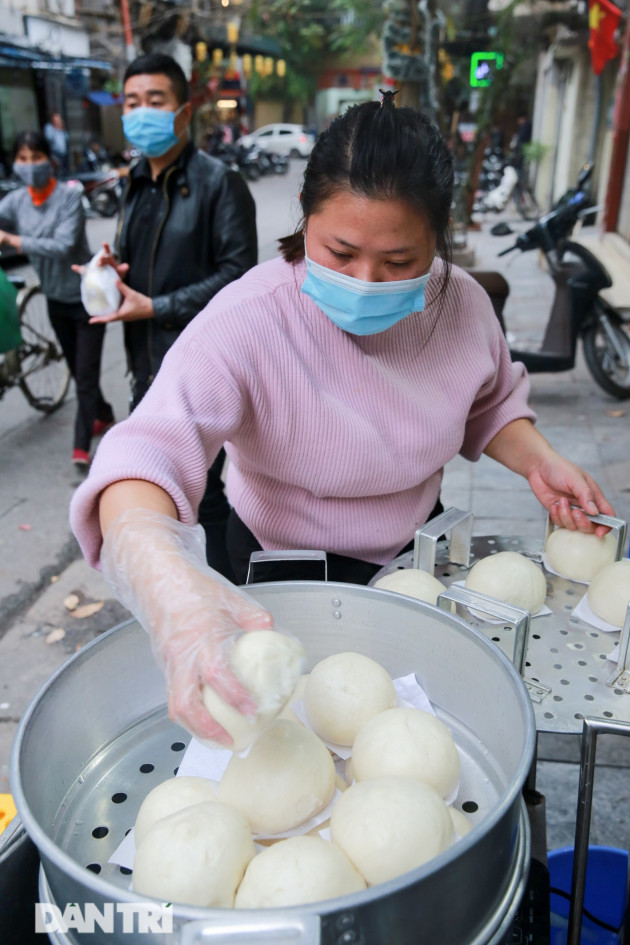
1, 167, 630, 860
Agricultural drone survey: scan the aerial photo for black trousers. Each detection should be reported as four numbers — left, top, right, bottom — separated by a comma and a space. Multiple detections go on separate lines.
47, 299, 114, 452
225, 497, 445, 586
197, 450, 235, 581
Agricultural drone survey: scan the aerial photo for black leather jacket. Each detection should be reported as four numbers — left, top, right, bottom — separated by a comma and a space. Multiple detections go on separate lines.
115, 142, 257, 353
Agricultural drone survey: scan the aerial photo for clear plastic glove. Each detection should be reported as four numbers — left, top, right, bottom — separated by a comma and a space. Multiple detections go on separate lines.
101, 508, 278, 747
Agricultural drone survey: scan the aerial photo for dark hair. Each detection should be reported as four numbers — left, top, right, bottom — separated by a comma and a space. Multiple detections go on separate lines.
12, 130, 51, 162
279, 98, 454, 286
123, 53, 190, 105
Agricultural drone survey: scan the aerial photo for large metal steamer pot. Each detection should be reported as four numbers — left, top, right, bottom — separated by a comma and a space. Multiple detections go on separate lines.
11, 581, 535, 945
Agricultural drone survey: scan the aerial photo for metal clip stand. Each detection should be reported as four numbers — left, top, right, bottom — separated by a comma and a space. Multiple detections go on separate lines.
246, 550, 328, 584
544, 510, 628, 563
414, 507, 473, 574
566, 715, 630, 945
437, 585, 531, 675
607, 602, 630, 692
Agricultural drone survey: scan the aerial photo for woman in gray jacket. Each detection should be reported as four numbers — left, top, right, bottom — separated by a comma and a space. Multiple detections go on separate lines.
0, 130, 114, 465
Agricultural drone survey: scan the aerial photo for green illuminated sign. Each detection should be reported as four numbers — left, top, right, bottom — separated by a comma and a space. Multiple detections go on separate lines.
470, 52, 504, 87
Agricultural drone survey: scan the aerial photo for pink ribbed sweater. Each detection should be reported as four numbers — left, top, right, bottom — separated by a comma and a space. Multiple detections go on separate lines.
70, 255, 534, 568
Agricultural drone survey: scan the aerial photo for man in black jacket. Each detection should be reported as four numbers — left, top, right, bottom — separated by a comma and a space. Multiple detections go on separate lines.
93, 53, 257, 577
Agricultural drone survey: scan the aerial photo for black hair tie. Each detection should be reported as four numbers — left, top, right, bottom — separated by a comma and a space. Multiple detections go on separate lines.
378, 88, 399, 108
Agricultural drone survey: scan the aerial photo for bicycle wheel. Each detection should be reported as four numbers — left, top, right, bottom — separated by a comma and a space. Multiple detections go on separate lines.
582, 301, 630, 399
17, 285, 71, 413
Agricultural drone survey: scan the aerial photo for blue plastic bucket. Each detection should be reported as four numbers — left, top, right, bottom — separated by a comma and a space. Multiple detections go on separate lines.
548, 845, 629, 945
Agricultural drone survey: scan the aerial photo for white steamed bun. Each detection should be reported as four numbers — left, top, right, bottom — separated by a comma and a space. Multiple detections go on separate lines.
134, 776, 217, 847
235, 835, 366, 907
330, 777, 455, 885
351, 707, 460, 798
303, 651, 397, 746
587, 559, 630, 627
545, 528, 616, 582
202, 629, 305, 751
465, 551, 547, 612
218, 719, 335, 834
132, 801, 254, 907
373, 568, 447, 605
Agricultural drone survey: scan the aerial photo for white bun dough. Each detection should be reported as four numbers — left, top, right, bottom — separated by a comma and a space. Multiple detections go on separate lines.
303, 652, 398, 746
449, 807, 472, 837
587, 559, 630, 627
545, 528, 616, 582
277, 673, 310, 724
465, 551, 547, 612
218, 719, 335, 834
132, 801, 254, 907
134, 776, 217, 847
235, 835, 366, 907
202, 629, 306, 751
374, 568, 447, 605
351, 707, 460, 798
330, 777, 455, 885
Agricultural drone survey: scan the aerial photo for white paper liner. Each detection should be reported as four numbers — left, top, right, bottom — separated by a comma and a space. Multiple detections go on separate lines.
572, 593, 623, 633
109, 673, 458, 870
452, 580, 551, 622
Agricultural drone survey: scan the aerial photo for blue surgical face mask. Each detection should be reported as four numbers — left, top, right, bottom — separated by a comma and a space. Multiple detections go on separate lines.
13, 161, 52, 189
301, 252, 432, 335
122, 105, 185, 158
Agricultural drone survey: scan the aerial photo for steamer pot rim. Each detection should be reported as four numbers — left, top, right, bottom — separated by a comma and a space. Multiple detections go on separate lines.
10, 581, 536, 917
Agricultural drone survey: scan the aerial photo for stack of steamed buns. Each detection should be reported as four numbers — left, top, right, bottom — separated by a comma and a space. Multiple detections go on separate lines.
131, 641, 470, 909
374, 526, 628, 627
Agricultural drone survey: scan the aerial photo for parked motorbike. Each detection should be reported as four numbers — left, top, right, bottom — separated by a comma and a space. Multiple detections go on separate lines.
63, 169, 122, 218
469, 164, 630, 399
474, 163, 540, 220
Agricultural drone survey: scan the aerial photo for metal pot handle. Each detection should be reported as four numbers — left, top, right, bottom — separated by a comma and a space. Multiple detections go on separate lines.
567, 716, 630, 945
437, 585, 530, 675
180, 915, 320, 944
246, 551, 328, 584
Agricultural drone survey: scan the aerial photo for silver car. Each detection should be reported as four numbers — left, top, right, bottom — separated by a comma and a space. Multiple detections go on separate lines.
239, 123, 315, 158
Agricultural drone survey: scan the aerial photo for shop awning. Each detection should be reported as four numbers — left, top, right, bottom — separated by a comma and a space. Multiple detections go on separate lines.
0, 40, 112, 72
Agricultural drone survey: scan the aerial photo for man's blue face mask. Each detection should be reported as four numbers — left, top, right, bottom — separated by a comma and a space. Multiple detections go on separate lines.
122, 105, 185, 158
301, 252, 432, 336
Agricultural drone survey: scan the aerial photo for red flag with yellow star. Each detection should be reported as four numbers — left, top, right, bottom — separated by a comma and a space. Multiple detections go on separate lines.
588, 0, 622, 74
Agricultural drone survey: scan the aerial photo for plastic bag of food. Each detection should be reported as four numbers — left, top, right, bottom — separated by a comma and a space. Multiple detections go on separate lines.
80, 248, 121, 317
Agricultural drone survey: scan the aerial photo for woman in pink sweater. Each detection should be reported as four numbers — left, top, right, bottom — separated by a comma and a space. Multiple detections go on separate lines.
70, 93, 613, 745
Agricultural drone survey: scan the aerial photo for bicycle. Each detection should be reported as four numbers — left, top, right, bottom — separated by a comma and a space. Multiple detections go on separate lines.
0, 277, 70, 412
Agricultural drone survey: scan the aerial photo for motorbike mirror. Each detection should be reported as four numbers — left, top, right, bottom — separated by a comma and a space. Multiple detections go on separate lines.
577, 162, 594, 187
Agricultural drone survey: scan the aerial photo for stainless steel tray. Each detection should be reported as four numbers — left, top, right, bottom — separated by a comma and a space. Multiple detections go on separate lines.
371, 522, 629, 735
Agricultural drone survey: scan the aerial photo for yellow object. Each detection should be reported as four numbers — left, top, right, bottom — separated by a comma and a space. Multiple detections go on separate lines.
195, 41, 208, 62
242, 53, 252, 77
227, 20, 240, 44
212, 47, 224, 66
276, 59, 286, 77
0, 793, 17, 835
254, 54, 264, 75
